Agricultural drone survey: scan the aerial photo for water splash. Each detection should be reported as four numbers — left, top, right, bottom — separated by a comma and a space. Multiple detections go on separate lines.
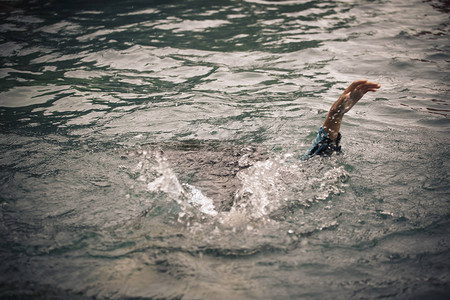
145, 151, 218, 217
133, 146, 349, 228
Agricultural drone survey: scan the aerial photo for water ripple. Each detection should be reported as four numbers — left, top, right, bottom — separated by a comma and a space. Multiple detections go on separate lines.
0, 0, 449, 299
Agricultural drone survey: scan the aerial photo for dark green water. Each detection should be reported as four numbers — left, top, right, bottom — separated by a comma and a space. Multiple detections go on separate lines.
0, 0, 449, 299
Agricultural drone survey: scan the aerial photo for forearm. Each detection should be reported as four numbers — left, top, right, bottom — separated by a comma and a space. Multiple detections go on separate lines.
322, 99, 345, 141
322, 80, 380, 140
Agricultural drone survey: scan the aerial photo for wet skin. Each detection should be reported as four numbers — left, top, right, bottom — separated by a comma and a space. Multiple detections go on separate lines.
323, 80, 381, 140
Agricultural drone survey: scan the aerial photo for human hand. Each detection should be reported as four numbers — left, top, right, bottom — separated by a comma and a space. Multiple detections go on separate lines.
337, 80, 380, 114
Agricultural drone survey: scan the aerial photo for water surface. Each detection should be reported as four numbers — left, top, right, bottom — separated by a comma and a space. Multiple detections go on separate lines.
0, 0, 449, 299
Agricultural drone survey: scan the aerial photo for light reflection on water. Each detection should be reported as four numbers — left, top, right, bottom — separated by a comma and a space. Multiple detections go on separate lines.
0, 0, 449, 299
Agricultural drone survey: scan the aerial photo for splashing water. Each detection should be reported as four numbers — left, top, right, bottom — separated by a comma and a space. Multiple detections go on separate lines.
140, 146, 349, 229
1, 0, 449, 298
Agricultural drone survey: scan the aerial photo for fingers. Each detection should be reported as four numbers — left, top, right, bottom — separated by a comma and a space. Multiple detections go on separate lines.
344, 80, 367, 94
362, 82, 381, 89
345, 80, 380, 94
334, 80, 380, 115
360, 82, 381, 94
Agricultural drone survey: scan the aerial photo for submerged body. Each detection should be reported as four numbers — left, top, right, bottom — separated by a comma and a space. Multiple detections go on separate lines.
133, 81, 380, 211
136, 141, 268, 211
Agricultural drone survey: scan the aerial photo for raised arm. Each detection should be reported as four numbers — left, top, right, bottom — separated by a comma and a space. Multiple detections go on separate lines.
322, 80, 380, 140
304, 80, 380, 159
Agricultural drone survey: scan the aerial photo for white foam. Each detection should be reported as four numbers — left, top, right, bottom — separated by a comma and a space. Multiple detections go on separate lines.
146, 154, 185, 201
145, 152, 217, 216
183, 184, 217, 216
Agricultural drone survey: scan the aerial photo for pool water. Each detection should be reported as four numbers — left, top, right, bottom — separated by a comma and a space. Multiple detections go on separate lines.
0, 0, 449, 299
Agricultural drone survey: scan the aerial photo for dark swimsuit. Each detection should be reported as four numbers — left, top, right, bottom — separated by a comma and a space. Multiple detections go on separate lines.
303, 126, 341, 159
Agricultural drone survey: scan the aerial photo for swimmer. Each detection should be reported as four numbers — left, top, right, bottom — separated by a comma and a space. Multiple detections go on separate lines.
139, 80, 380, 209
304, 80, 381, 158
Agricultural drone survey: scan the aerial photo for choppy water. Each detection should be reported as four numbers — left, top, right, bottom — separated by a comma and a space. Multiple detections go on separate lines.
1, 0, 449, 299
